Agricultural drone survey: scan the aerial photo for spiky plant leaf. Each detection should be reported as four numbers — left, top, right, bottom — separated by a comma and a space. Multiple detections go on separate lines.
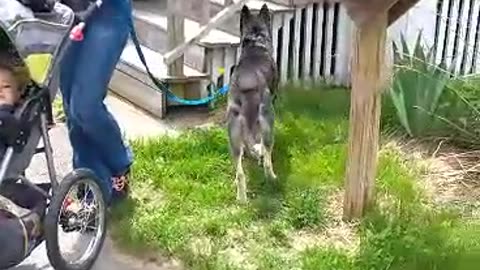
388, 32, 453, 136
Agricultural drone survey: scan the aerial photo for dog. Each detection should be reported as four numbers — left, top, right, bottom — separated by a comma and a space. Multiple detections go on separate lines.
227, 4, 278, 203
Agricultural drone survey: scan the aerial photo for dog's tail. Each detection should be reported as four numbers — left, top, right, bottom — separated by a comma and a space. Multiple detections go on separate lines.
240, 89, 262, 152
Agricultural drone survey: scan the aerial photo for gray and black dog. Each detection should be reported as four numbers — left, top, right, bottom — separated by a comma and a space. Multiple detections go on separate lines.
227, 4, 278, 203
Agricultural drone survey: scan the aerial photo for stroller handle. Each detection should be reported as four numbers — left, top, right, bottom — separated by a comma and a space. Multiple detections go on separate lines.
69, 0, 103, 41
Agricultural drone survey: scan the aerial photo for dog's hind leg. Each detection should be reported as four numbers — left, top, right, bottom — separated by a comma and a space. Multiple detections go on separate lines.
234, 148, 247, 202
228, 111, 248, 203
259, 101, 277, 180
263, 142, 276, 180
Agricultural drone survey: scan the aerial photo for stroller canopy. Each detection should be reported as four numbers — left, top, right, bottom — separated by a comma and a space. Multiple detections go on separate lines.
0, 0, 74, 86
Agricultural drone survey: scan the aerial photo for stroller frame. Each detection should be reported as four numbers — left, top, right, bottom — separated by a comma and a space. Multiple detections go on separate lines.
0, 15, 67, 191
0, 2, 107, 270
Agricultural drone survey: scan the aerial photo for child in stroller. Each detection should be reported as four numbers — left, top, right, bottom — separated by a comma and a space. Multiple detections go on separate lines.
0, 46, 47, 267
0, 1, 108, 269
0, 52, 27, 115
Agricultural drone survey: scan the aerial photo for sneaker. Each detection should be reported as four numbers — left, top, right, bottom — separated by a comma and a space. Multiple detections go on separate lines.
111, 170, 130, 204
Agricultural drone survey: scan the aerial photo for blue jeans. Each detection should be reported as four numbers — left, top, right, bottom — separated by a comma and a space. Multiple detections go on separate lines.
60, 4, 133, 202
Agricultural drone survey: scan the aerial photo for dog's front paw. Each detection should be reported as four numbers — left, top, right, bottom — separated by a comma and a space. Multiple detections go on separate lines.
265, 167, 277, 181
252, 144, 264, 158
236, 192, 248, 204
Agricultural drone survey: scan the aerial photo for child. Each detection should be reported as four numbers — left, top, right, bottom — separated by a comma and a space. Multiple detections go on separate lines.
0, 51, 29, 115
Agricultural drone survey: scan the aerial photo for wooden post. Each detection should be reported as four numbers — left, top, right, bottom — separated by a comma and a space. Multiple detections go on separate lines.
343, 12, 388, 220
167, 0, 184, 76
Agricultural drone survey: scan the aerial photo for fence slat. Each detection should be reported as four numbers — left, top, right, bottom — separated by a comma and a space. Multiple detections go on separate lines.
452, 0, 467, 74
302, 4, 314, 80
435, 0, 449, 64
324, 3, 335, 80
444, 0, 459, 68
292, 8, 302, 81
472, 4, 480, 73
280, 14, 293, 83
460, 0, 476, 74
335, 4, 352, 85
313, 3, 325, 79
272, 14, 282, 65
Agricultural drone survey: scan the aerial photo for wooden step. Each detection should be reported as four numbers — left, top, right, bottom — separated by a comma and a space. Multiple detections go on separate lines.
132, 1, 240, 71
109, 42, 209, 119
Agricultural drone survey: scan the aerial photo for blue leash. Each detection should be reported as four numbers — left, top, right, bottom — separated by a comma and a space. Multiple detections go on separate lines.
129, 22, 229, 105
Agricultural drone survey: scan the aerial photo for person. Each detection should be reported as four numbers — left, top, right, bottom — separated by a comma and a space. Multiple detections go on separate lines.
59, 0, 133, 205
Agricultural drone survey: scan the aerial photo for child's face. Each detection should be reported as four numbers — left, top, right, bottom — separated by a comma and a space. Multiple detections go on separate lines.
0, 68, 20, 105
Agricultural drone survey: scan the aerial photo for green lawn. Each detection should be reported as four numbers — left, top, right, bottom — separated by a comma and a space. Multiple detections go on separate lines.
111, 87, 480, 270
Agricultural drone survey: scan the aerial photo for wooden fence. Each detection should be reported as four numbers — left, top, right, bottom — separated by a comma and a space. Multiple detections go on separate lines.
206, 0, 480, 89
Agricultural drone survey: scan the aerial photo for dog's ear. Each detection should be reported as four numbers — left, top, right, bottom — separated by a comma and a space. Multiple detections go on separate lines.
259, 4, 271, 28
240, 5, 251, 34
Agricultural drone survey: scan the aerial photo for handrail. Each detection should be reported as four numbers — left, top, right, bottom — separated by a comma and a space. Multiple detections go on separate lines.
163, 0, 248, 65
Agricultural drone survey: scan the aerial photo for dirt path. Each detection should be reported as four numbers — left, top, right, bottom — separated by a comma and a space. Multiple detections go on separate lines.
12, 94, 208, 270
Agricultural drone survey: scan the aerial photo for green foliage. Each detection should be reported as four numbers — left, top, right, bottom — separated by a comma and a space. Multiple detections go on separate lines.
384, 32, 480, 148
52, 96, 66, 122
283, 187, 328, 229
301, 247, 353, 270
387, 32, 454, 137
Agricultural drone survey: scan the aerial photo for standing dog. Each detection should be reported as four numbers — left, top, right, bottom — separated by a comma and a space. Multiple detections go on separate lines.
227, 4, 278, 203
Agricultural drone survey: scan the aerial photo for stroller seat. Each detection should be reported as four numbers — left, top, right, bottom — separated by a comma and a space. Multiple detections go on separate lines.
0, 181, 48, 267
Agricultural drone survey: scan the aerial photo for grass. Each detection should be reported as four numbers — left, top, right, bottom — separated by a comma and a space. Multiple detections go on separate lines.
111, 85, 480, 270
52, 96, 65, 122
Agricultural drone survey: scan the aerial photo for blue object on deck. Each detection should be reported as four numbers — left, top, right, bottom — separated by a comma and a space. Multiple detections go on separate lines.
128, 21, 229, 105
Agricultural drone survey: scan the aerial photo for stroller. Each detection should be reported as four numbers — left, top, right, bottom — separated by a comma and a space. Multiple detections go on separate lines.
0, 1, 107, 269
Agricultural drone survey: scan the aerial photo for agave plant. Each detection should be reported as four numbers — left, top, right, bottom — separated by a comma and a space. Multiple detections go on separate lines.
388, 32, 455, 137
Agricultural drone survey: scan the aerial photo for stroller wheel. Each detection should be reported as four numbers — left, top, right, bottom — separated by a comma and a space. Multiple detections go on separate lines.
44, 169, 107, 270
